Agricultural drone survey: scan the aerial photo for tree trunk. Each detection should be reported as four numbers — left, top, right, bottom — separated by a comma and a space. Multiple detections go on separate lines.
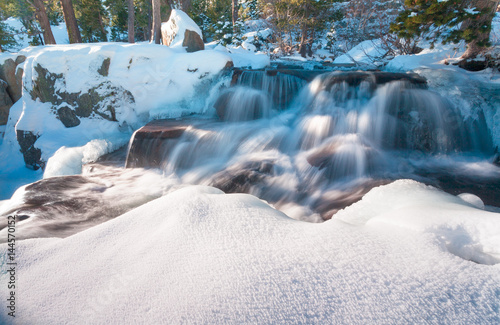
98, 12, 108, 42
180, 0, 191, 12
298, 25, 310, 58
128, 0, 135, 43
461, 0, 499, 58
232, 0, 238, 33
146, 0, 152, 41
60, 0, 82, 43
151, 0, 161, 44
298, 3, 312, 58
33, 0, 56, 45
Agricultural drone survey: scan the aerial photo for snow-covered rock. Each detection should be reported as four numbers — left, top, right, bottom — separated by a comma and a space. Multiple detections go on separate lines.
0, 43, 233, 170
161, 9, 205, 52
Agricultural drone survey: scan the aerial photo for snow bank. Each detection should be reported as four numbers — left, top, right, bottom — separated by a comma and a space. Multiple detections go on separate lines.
335, 180, 500, 265
213, 44, 270, 69
385, 43, 467, 71
333, 39, 387, 66
1, 182, 499, 324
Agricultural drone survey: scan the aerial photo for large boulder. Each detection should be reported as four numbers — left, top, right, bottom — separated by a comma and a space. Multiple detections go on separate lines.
6, 43, 233, 170
161, 9, 204, 53
0, 56, 24, 103
30, 63, 134, 123
0, 55, 25, 125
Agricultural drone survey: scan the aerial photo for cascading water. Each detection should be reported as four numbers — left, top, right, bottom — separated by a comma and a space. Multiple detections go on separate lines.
3, 70, 499, 240
236, 70, 308, 109
125, 71, 496, 220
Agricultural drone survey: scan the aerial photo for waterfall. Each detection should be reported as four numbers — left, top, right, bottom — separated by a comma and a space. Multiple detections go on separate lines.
124, 71, 497, 220
5, 70, 498, 240
236, 70, 308, 109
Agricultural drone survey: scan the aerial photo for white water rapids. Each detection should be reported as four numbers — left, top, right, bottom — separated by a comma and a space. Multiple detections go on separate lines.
1, 70, 499, 240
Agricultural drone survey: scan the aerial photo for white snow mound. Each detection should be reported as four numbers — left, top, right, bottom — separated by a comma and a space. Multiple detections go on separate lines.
1, 182, 499, 324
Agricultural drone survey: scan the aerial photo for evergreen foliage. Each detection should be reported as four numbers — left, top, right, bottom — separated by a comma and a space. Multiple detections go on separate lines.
391, 0, 496, 49
0, 21, 19, 51
0, 0, 498, 58
74, 0, 108, 42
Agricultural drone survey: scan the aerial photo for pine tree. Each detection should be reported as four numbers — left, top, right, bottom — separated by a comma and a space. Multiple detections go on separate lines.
33, 0, 57, 44
391, 0, 500, 58
0, 21, 19, 51
128, 0, 134, 42
151, 0, 161, 43
73, 0, 108, 42
265, 0, 331, 57
61, 0, 82, 43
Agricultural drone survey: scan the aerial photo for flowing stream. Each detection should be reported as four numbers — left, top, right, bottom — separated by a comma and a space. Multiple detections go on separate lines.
2, 70, 499, 240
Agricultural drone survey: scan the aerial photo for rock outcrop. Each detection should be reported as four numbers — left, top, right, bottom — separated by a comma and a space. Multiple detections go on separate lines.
4, 43, 233, 170
30, 63, 134, 125
0, 56, 24, 103
0, 55, 25, 125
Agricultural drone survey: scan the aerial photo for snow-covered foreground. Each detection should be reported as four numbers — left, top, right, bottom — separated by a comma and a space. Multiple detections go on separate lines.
1, 180, 499, 324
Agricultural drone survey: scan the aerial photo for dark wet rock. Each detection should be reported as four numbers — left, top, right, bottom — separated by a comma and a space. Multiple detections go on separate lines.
231, 68, 323, 85
493, 154, 500, 167
319, 71, 427, 91
95, 146, 129, 166
306, 137, 381, 181
16, 130, 43, 170
126, 120, 190, 168
312, 179, 391, 220
182, 29, 205, 53
57, 106, 81, 127
416, 168, 500, 208
74, 92, 94, 117
307, 141, 339, 169
210, 160, 274, 193
267, 69, 325, 82
97, 57, 111, 77
0, 79, 13, 125
0, 175, 123, 240
458, 59, 488, 72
